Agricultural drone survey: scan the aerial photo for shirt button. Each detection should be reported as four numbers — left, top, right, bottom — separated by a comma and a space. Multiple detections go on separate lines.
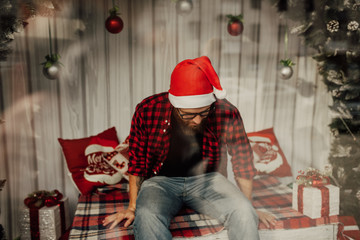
160, 162, 163, 166
154, 171, 157, 175
165, 120, 168, 123
163, 129, 166, 133
168, 122, 170, 125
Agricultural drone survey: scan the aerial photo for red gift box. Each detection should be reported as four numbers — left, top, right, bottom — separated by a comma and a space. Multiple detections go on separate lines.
338, 216, 360, 240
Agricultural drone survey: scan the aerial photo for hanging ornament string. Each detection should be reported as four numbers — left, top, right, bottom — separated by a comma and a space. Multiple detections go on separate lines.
279, 17, 295, 79
284, 19, 288, 60
48, 18, 53, 57
337, 107, 357, 142
41, 18, 61, 80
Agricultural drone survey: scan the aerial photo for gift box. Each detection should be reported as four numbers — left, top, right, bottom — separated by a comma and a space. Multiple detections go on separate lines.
338, 216, 360, 240
19, 191, 70, 240
292, 182, 340, 219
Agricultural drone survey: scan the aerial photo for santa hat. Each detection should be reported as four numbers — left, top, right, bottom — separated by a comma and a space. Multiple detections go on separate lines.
84, 137, 118, 156
168, 56, 226, 108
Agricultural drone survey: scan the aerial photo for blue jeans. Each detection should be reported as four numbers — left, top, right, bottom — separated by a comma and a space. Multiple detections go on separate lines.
133, 172, 259, 240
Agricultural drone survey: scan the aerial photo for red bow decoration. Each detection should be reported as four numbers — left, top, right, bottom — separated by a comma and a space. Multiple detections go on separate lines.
296, 168, 330, 187
24, 189, 63, 209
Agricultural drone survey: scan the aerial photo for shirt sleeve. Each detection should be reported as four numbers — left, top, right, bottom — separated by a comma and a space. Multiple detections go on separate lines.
128, 104, 148, 177
226, 109, 256, 180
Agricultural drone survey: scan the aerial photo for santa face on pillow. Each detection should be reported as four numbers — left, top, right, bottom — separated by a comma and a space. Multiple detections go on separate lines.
84, 143, 123, 184
249, 136, 283, 174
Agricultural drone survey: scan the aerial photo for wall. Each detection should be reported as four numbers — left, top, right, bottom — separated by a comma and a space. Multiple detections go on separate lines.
0, 0, 331, 238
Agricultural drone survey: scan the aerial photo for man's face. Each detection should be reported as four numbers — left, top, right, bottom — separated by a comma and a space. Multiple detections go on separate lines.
175, 105, 212, 132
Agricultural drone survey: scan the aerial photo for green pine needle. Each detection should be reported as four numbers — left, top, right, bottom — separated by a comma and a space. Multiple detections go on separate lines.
41, 53, 61, 68
280, 59, 295, 67
226, 14, 244, 24
109, 5, 119, 15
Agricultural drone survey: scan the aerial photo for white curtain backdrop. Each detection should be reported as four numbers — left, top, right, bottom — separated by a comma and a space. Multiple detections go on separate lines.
0, 0, 331, 238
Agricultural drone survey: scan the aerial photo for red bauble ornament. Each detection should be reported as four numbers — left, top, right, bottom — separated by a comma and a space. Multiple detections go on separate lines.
227, 20, 244, 36
226, 14, 244, 36
105, 15, 123, 34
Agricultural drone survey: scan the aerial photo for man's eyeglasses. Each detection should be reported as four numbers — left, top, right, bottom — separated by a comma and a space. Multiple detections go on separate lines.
176, 106, 213, 120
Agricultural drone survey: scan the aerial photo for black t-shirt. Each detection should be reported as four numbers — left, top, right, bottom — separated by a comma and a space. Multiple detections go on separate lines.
159, 114, 204, 177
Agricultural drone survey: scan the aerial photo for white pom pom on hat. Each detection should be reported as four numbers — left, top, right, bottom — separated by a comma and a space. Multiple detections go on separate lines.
214, 87, 227, 99
168, 56, 226, 108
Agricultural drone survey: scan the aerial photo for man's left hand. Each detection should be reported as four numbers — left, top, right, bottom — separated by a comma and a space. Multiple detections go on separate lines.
256, 210, 276, 228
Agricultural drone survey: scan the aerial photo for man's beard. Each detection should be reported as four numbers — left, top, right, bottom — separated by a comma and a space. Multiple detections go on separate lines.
172, 109, 206, 134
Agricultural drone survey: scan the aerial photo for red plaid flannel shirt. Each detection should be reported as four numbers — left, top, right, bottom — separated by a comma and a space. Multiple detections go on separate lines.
128, 92, 256, 179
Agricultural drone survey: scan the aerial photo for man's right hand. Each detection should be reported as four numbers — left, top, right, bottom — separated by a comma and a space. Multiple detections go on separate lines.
103, 208, 135, 229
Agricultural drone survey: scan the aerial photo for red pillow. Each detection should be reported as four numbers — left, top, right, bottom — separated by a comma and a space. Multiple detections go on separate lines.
58, 127, 124, 195
247, 128, 292, 177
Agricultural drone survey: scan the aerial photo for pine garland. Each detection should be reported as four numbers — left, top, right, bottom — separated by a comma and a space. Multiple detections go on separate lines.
0, 0, 60, 61
271, 0, 360, 225
0, 224, 5, 240
0, 0, 19, 61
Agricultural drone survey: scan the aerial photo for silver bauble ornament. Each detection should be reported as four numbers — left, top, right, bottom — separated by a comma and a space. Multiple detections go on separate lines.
280, 66, 293, 79
43, 64, 60, 80
176, 0, 193, 15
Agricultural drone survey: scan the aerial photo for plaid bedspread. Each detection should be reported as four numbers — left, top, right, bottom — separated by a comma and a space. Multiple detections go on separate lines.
69, 175, 340, 239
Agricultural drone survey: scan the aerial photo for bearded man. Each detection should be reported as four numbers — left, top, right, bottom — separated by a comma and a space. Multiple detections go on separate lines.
103, 56, 275, 240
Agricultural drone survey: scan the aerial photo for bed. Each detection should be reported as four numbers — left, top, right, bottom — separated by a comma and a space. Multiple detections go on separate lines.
58, 127, 343, 239
68, 175, 341, 240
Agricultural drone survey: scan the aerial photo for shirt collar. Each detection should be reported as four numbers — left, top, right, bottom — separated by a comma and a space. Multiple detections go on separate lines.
164, 93, 174, 125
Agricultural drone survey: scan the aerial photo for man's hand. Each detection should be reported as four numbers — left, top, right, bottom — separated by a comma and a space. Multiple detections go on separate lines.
103, 175, 139, 229
103, 208, 135, 229
256, 210, 276, 228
